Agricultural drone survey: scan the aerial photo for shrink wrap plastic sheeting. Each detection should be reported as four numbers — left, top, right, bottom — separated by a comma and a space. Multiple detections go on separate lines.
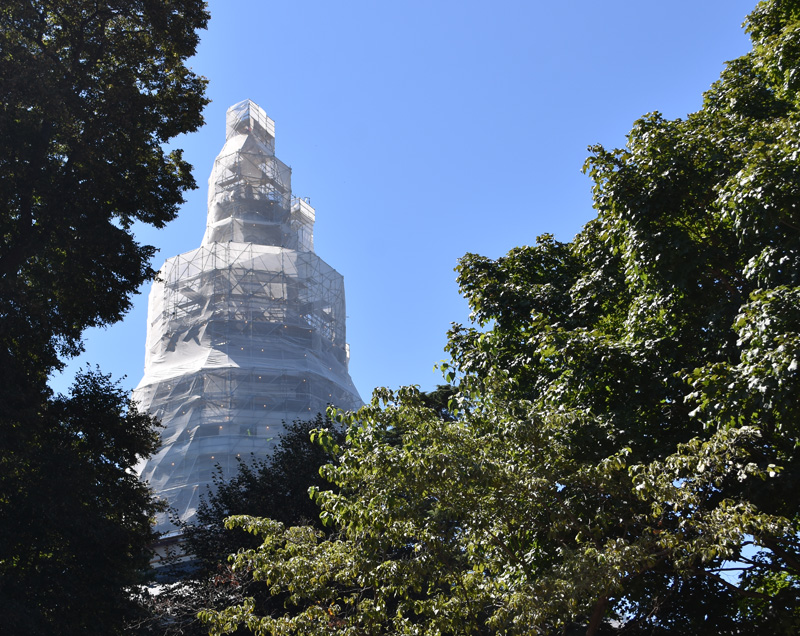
134, 101, 361, 532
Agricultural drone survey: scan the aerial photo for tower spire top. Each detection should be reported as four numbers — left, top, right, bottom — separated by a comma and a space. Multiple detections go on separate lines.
203, 100, 314, 250
225, 99, 275, 146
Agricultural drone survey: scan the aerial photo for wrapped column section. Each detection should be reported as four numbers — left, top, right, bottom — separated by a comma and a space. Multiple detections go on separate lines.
134, 101, 361, 532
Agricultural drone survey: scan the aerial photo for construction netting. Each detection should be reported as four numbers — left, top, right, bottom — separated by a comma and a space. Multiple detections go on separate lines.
133, 101, 362, 533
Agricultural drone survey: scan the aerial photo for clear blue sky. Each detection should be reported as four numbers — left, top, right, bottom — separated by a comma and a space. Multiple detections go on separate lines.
51, 0, 757, 401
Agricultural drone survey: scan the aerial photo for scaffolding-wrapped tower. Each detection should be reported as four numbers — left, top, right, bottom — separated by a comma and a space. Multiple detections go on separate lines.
134, 101, 362, 532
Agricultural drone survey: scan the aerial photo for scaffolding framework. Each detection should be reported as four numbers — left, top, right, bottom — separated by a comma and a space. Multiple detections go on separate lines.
134, 101, 361, 531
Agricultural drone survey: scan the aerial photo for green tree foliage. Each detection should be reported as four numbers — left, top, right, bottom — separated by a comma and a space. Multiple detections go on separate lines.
0, 369, 161, 634
131, 416, 345, 636
201, 2, 800, 634
0, 0, 208, 383
185, 415, 345, 575
0, 1, 208, 633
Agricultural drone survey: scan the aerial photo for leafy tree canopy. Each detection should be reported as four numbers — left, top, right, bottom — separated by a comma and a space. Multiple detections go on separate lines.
184, 415, 345, 576
202, 1, 800, 634
0, 369, 161, 635
0, 0, 208, 385
131, 416, 345, 636
0, 1, 208, 633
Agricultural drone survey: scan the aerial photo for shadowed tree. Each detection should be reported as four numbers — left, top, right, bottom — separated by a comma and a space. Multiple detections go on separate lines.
129, 416, 345, 636
0, 1, 208, 633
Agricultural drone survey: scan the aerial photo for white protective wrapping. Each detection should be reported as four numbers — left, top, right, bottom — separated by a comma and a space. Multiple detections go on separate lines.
134, 101, 362, 532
